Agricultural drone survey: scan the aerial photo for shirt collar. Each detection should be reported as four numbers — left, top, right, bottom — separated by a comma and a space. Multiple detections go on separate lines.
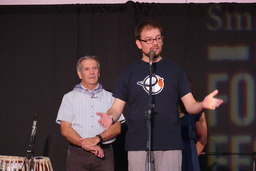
73, 83, 103, 98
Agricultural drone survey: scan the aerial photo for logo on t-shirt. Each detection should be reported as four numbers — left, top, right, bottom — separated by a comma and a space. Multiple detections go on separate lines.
137, 74, 164, 95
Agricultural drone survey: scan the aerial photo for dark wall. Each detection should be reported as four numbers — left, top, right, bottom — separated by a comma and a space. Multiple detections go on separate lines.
0, 2, 256, 170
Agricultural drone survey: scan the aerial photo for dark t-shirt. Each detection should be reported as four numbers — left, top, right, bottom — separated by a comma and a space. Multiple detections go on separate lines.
114, 58, 191, 151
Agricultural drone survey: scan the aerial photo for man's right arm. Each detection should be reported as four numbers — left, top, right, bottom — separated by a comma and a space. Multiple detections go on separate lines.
97, 98, 126, 130
60, 121, 104, 158
60, 121, 82, 146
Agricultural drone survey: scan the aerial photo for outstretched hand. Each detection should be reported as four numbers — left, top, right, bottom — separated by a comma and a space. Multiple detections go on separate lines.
202, 90, 223, 110
97, 112, 112, 130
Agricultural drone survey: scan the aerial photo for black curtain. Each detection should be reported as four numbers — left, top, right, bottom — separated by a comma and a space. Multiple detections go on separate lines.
0, 2, 256, 170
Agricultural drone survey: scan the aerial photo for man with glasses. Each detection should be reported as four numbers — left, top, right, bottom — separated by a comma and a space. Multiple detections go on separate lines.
97, 20, 223, 171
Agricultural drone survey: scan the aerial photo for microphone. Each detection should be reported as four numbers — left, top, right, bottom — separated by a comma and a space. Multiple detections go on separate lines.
27, 112, 38, 160
31, 112, 38, 138
149, 50, 155, 65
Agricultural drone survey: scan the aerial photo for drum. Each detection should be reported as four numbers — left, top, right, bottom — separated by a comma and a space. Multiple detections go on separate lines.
0, 155, 26, 171
33, 156, 53, 171
0, 155, 53, 171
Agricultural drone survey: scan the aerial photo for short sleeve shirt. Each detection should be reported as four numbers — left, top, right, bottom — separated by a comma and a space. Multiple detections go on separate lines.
56, 83, 125, 144
114, 58, 191, 150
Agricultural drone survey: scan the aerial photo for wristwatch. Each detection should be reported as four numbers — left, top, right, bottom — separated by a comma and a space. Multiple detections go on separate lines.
109, 115, 115, 124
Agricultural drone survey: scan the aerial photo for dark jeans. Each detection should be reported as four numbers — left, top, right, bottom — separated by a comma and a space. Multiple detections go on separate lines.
66, 144, 114, 171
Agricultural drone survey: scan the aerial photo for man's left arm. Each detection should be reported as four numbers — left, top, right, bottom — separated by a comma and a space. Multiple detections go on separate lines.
181, 90, 223, 114
80, 121, 121, 149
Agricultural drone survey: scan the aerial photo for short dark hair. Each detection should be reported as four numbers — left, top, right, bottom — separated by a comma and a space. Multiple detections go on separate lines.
135, 20, 163, 40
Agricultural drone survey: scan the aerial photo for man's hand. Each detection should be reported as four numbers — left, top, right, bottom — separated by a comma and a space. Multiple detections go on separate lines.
202, 90, 223, 110
96, 112, 113, 130
83, 145, 104, 158
80, 137, 99, 149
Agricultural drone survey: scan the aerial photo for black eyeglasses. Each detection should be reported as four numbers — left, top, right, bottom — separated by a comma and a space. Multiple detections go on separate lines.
138, 36, 164, 44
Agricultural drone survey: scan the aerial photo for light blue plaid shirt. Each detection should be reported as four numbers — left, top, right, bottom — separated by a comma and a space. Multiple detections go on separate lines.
56, 83, 125, 144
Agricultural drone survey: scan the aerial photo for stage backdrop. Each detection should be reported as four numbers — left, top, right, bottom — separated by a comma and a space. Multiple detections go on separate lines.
0, 2, 256, 171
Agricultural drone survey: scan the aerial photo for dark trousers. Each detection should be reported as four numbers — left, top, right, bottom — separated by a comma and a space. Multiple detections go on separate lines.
66, 144, 114, 171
